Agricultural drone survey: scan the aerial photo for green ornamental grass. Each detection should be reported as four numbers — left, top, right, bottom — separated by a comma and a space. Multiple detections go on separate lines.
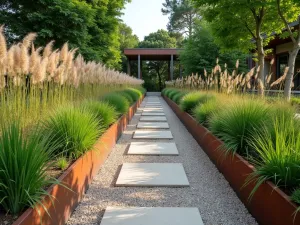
82, 101, 119, 128
246, 118, 300, 199
172, 91, 187, 104
0, 123, 60, 215
118, 91, 134, 105
180, 92, 215, 113
168, 89, 180, 100
291, 189, 300, 205
42, 106, 101, 159
193, 99, 219, 127
102, 93, 130, 114
209, 99, 270, 157
123, 88, 141, 101
56, 156, 69, 170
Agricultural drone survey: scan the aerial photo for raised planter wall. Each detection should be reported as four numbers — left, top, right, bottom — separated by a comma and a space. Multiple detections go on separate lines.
163, 95, 300, 225
13, 96, 144, 225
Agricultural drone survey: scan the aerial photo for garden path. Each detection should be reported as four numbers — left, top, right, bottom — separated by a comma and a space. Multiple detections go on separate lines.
67, 96, 257, 225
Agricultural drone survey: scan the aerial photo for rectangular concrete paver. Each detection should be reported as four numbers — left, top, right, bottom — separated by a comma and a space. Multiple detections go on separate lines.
143, 108, 164, 112
127, 142, 178, 155
133, 130, 173, 139
137, 122, 169, 129
142, 112, 165, 116
140, 116, 167, 122
115, 163, 189, 187
100, 207, 203, 225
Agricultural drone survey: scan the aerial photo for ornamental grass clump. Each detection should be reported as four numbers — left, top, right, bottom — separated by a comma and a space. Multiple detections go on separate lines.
168, 89, 181, 100
209, 99, 270, 158
172, 91, 187, 104
82, 101, 119, 128
193, 99, 220, 127
0, 123, 60, 215
123, 88, 140, 102
118, 91, 134, 105
102, 93, 130, 114
43, 106, 101, 159
180, 92, 215, 114
246, 118, 300, 199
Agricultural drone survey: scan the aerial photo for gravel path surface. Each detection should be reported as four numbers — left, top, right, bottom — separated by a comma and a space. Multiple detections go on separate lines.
67, 96, 257, 225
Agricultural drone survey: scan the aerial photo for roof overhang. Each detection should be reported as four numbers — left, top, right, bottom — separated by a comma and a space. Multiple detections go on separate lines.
124, 48, 183, 61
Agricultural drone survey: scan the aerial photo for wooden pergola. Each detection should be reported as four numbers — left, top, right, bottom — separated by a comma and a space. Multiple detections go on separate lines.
124, 48, 183, 80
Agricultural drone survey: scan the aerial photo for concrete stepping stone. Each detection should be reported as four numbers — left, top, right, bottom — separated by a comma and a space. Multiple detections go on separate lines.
100, 207, 204, 225
133, 130, 173, 139
137, 122, 169, 129
127, 142, 178, 155
142, 112, 165, 116
140, 116, 167, 122
143, 109, 164, 113
115, 163, 189, 187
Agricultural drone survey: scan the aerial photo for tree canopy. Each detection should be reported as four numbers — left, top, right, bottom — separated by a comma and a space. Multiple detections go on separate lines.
0, 0, 129, 69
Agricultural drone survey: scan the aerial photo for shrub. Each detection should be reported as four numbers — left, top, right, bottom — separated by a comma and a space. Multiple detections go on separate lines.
42, 106, 101, 159
123, 88, 141, 101
209, 99, 270, 157
168, 89, 181, 100
102, 93, 130, 114
164, 88, 175, 97
0, 123, 60, 215
180, 92, 215, 113
246, 118, 300, 198
193, 99, 220, 127
118, 91, 134, 105
56, 156, 68, 170
82, 101, 119, 129
172, 92, 187, 104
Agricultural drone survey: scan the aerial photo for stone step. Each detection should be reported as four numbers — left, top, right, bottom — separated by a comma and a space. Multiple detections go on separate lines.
115, 163, 189, 187
137, 122, 169, 129
133, 130, 173, 139
100, 207, 204, 225
127, 142, 178, 155
140, 116, 167, 122
142, 112, 165, 116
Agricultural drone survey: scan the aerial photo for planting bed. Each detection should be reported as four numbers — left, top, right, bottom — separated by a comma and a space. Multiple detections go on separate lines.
12, 96, 144, 225
163, 95, 300, 225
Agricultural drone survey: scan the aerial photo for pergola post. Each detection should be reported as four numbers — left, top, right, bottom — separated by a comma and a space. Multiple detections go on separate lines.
127, 59, 131, 76
138, 54, 141, 79
170, 54, 174, 80
168, 61, 171, 80
179, 64, 182, 78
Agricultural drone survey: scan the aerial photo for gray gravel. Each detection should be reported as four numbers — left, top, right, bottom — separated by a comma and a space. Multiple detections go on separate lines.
67, 96, 257, 225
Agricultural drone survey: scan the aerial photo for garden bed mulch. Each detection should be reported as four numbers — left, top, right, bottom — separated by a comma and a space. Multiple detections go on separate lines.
163, 95, 300, 225
12, 96, 144, 225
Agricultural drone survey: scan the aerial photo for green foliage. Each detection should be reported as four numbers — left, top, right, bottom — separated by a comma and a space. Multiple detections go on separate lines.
246, 118, 300, 198
0, 0, 129, 68
42, 106, 101, 159
180, 92, 215, 113
123, 88, 141, 102
168, 89, 181, 100
162, 0, 200, 37
56, 156, 68, 170
81, 101, 119, 129
102, 93, 130, 114
291, 97, 300, 107
209, 99, 270, 157
192, 99, 219, 127
291, 189, 300, 205
0, 123, 59, 215
118, 91, 134, 105
180, 23, 249, 75
172, 91, 187, 104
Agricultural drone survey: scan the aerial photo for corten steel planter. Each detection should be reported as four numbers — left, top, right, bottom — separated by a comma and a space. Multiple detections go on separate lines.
163, 95, 300, 225
13, 95, 144, 225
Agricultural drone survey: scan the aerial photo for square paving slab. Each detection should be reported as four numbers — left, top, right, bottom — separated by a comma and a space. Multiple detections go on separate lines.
140, 116, 167, 122
128, 142, 178, 155
133, 130, 173, 139
115, 163, 189, 187
100, 207, 203, 225
142, 112, 165, 116
137, 122, 169, 129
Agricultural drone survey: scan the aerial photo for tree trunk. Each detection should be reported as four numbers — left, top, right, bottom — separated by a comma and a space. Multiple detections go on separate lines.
284, 45, 300, 100
256, 35, 265, 96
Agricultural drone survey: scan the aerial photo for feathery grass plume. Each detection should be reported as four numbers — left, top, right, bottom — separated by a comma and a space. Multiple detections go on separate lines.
20, 33, 36, 75
0, 25, 7, 61
60, 42, 68, 63
43, 40, 54, 59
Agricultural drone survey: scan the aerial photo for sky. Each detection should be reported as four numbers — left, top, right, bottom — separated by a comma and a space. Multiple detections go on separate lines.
121, 0, 169, 41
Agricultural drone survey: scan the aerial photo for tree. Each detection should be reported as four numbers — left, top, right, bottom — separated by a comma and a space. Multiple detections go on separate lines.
162, 0, 201, 37
0, 0, 129, 69
139, 30, 177, 91
193, 0, 281, 95
119, 23, 139, 73
275, 0, 300, 100
180, 23, 249, 75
